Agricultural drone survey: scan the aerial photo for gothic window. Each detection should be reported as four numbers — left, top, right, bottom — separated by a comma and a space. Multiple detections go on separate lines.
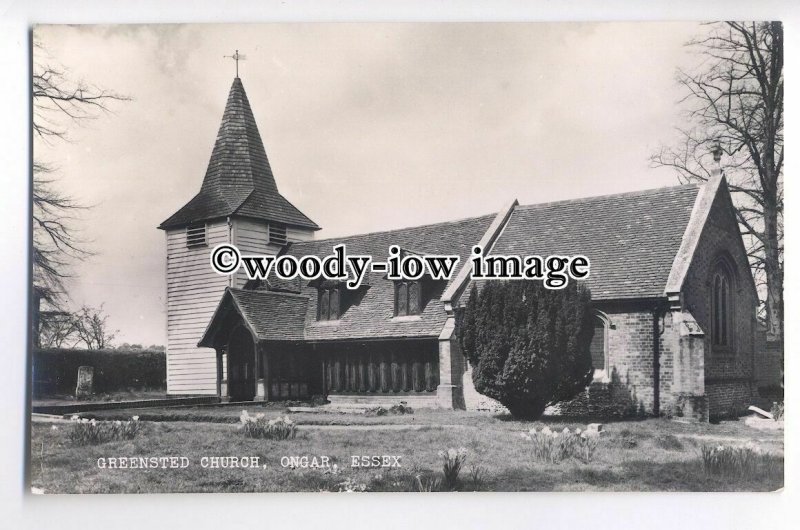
317, 283, 341, 321
590, 314, 608, 379
186, 224, 207, 248
269, 223, 287, 246
395, 281, 422, 316
711, 262, 734, 349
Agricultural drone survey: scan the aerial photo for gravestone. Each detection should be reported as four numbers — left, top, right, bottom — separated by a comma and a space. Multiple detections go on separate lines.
75, 366, 94, 398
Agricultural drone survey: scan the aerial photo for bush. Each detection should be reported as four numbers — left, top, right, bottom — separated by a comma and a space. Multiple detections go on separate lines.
67, 416, 141, 445
238, 410, 296, 440
700, 443, 781, 479
458, 281, 594, 419
521, 426, 599, 463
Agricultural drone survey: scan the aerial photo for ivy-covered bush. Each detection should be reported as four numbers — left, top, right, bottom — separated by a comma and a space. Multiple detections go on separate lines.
458, 280, 594, 419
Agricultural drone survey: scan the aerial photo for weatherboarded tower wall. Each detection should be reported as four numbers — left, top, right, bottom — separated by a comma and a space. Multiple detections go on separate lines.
159, 76, 319, 395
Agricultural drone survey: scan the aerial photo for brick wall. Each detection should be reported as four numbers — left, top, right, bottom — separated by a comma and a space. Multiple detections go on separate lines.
556, 305, 677, 418
681, 185, 759, 417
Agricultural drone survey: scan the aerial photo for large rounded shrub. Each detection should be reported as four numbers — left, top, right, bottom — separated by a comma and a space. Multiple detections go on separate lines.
458, 280, 594, 419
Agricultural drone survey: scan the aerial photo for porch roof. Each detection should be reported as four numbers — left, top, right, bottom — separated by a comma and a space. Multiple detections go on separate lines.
198, 288, 309, 347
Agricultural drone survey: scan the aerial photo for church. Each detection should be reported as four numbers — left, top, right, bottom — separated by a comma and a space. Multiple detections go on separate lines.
159, 76, 764, 422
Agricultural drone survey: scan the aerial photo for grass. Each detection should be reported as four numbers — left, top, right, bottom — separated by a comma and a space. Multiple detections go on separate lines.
33, 389, 167, 405
31, 409, 783, 493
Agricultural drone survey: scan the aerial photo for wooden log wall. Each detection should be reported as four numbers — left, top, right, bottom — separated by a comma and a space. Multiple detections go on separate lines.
323, 345, 438, 394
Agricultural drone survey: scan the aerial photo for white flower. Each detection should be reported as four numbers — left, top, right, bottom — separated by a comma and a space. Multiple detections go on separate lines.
50, 425, 58, 431
70, 415, 79, 421
541, 426, 552, 435
114, 420, 122, 426
562, 427, 570, 435
132, 416, 139, 421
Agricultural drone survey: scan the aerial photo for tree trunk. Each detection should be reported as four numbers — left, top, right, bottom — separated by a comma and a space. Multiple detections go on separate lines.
763, 192, 783, 344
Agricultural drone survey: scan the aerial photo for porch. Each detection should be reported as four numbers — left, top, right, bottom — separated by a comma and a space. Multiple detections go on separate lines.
218, 335, 441, 406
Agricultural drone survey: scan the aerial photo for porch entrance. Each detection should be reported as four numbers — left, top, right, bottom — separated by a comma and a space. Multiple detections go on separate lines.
228, 326, 256, 401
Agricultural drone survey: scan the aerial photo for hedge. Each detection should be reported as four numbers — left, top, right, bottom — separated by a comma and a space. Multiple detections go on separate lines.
33, 348, 166, 397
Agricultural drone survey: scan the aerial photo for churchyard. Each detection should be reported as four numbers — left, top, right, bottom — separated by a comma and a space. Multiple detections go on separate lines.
30, 406, 783, 493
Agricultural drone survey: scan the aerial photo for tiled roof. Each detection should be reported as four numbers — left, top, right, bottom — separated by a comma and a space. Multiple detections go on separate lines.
159, 78, 319, 230
263, 213, 497, 341
202, 184, 701, 343
198, 288, 309, 346
490, 184, 701, 300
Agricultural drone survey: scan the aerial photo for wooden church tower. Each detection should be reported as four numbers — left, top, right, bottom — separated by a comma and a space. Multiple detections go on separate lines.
159, 76, 320, 395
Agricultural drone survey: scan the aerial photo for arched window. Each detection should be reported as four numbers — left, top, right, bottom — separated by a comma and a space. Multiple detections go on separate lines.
710, 260, 735, 349
590, 313, 608, 380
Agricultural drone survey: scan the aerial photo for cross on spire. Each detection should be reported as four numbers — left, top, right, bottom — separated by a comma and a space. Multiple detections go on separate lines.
223, 49, 246, 78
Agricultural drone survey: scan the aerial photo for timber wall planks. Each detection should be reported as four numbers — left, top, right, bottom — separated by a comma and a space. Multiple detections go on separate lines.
166, 221, 230, 394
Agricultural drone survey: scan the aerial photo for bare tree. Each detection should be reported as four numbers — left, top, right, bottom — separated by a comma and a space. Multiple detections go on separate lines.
73, 305, 118, 350
38, 310, 78, 348
652, 22, 783, 342
32, 41, 128, 344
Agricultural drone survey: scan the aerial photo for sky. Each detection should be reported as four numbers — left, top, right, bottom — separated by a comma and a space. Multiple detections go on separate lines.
34, 22, 704, 346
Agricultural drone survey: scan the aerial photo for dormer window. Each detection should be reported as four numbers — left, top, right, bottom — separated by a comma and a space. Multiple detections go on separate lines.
269, 223, 287, 246
395, 280, 421, 316
186, 224, 207, 248
318, 283, 341, 321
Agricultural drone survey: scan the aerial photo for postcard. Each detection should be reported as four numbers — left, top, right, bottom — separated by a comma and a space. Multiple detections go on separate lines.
29, 22, 784, 494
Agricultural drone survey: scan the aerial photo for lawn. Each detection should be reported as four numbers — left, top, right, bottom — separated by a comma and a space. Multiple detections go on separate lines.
30, 409, 783, 493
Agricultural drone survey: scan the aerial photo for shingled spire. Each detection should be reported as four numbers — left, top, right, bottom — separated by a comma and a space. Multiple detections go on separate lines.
159, 77, 319, 230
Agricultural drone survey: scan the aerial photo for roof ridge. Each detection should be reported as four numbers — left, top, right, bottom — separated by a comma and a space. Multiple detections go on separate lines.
229, 286, 309, 298
290, 211, 498, 246
517, 183, 700, 211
